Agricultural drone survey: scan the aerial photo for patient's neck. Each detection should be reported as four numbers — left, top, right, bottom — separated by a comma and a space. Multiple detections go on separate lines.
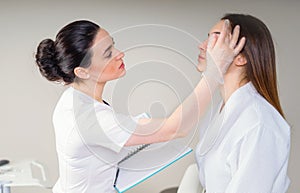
220, 72, 248, 104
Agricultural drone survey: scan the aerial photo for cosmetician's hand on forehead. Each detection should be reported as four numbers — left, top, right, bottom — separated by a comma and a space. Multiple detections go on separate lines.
204, 19, 246, 84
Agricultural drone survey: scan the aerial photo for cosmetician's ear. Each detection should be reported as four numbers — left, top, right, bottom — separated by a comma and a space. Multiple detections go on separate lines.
74, 67, 90, 79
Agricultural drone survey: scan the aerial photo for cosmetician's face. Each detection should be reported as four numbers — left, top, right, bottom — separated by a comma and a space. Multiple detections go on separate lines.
197, 20, 225, 72
88, 29, 126, 83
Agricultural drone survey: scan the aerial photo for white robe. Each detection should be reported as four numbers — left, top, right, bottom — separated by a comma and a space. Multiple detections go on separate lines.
195, 82, 290, 193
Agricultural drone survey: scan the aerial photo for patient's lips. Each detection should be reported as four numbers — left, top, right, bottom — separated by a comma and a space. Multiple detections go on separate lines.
198, 54, 205, 62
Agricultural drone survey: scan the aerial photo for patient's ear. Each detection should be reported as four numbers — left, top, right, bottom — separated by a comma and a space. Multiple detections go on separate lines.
74, 67, 90, 79
233, 54, 247, 66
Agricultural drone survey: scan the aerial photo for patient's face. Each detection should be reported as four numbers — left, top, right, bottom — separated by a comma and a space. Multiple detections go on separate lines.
197, 20, 224, 72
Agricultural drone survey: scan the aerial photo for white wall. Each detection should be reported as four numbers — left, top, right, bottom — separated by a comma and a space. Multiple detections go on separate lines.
0, 0, 299, 193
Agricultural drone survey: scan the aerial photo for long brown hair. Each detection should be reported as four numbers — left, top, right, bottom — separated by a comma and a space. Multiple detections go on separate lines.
222, 13, 285, 118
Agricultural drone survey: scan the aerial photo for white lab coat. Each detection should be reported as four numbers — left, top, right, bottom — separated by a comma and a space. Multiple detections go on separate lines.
52, 87, 138, 193
195, 82, 290, 193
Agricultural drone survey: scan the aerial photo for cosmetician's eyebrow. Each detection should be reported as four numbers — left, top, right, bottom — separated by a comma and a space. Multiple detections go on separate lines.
103, 38, 114, 55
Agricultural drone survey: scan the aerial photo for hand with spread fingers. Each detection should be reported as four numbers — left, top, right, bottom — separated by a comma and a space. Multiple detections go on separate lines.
204, 19, 246, 84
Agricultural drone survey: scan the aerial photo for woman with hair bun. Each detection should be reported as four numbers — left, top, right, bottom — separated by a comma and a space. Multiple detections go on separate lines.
35, 19, 245, 193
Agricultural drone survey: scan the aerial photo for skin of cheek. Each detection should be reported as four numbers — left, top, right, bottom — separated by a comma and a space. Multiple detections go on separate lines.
97, 61, 122, 82
104, 62, 117, 74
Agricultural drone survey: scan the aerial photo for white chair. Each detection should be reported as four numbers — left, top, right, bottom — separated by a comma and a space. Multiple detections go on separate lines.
177, 163, 203, 193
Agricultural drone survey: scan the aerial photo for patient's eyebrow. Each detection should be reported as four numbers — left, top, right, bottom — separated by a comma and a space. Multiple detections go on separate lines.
208, 32, 221, 37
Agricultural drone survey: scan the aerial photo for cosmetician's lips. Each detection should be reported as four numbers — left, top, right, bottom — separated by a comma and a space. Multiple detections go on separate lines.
119, 62, 125, 69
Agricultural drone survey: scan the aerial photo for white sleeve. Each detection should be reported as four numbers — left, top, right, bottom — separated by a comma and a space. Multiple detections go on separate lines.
96, 110, 138, 152
225, 125, 290, 193
75, 106, 139, 153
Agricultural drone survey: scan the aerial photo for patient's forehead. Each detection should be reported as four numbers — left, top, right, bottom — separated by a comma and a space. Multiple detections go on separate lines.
208, 20, 225, 37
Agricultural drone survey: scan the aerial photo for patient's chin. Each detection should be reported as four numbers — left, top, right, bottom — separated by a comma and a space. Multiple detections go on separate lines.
197, 64, 206, 72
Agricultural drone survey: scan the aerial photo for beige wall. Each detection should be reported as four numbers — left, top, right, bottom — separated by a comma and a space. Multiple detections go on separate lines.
0, 0, 299, 192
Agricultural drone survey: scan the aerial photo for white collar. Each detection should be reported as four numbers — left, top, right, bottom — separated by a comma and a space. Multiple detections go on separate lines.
221, 82, 257, 116
69, 87, 112, 110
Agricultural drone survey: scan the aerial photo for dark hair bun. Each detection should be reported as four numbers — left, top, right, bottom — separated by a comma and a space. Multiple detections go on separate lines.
35, 39, 64, 82
35, 20, 100, 84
